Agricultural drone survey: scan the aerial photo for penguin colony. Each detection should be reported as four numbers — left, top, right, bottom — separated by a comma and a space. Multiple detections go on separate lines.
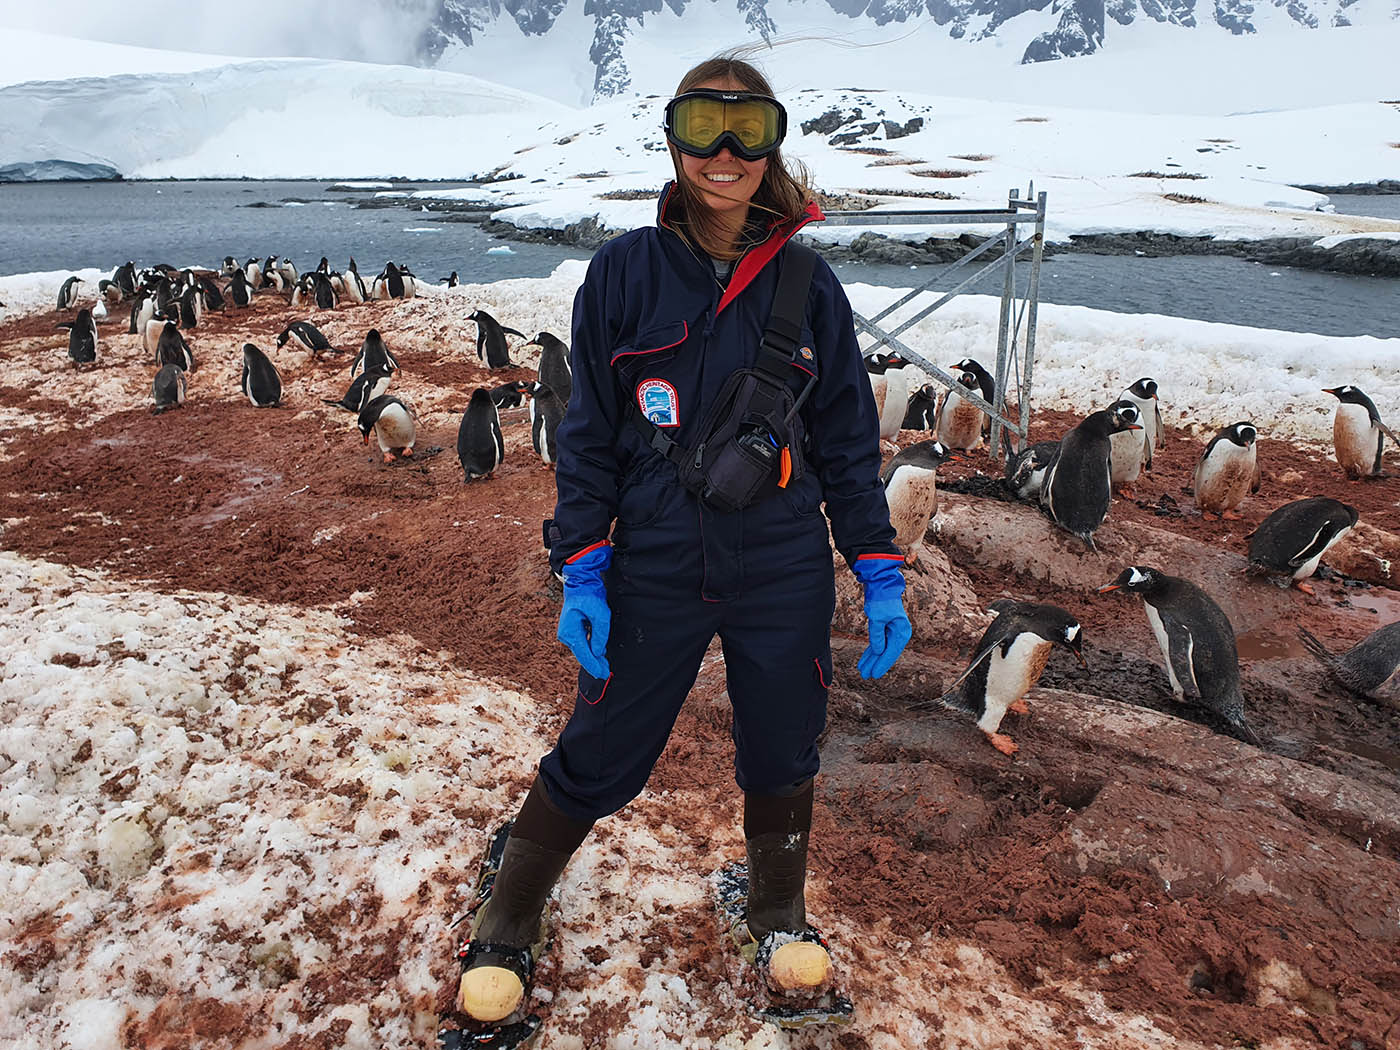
869, 353, 1394, 755
37, 262, 1392, 759
47, 257, 560, 474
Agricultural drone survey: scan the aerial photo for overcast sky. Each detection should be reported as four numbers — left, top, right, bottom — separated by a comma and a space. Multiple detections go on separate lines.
0, 1, 438, 65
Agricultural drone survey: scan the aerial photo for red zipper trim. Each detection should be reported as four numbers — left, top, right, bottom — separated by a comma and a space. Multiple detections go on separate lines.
582, 674, 612, 706
716, 200, 824, 317
813, 658, 829, 689
857, 552, 905, 562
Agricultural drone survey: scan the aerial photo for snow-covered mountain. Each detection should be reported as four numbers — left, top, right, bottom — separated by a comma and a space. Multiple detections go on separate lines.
419, 0, 1398, 99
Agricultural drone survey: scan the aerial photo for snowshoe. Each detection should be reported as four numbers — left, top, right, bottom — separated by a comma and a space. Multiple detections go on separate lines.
436, 822, 546, 1050
713, 861, 855, 1029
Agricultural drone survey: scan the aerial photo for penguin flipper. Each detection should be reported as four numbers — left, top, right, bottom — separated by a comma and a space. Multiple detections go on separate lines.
1251, 456, 1262, 494
1161, 614, 1202, 699
500, 326, 529, 340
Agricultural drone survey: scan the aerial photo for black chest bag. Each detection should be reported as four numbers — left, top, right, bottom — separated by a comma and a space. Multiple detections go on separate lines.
629, 242, 819, 514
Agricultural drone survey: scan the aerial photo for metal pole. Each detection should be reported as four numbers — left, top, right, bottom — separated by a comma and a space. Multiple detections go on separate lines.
990, 189, 1017, 459
1019, 190, 1048, 452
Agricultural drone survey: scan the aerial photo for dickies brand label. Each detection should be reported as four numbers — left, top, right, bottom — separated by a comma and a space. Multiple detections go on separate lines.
637, 379, 679, 427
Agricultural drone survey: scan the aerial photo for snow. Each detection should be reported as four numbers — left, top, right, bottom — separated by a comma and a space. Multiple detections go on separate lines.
2, 27, 1400, 244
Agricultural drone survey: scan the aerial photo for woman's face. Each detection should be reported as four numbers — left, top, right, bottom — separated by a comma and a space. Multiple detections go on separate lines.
676, 77, 769, 223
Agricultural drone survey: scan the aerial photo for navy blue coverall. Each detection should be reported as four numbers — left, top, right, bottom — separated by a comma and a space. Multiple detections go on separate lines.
540, 183, 901, 823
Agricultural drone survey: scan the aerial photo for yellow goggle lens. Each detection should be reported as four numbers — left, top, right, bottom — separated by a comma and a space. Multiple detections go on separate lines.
671, 97, 780, 151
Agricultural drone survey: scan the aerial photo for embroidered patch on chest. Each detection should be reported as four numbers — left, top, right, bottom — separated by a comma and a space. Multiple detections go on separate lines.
637, 379, 679, 427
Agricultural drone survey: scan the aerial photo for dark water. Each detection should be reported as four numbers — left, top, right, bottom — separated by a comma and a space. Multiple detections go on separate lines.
1328, 193, 1400, 221
1, 180, 1396, 339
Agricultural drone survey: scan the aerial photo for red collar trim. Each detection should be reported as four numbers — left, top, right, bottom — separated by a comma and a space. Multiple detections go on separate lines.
656, 184, 824, 317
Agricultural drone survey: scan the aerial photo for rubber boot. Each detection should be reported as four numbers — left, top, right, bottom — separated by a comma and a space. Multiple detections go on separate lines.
457, 778, 593, 1022
743, 779, 832, 995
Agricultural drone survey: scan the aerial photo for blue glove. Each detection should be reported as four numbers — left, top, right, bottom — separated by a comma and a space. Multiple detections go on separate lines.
557, 544, 612, 680
852, 557, 912, 680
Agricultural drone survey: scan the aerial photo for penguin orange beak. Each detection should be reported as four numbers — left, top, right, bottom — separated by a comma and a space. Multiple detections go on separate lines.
1073, 650, 1089, 669
1321, 388, 1338, 395
362, 434, 370, 445
1126, 423, 1143, 430
1096, 583, 1121, 593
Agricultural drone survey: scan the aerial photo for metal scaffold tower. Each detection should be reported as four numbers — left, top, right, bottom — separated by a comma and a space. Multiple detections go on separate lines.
819, 188, 1048, 459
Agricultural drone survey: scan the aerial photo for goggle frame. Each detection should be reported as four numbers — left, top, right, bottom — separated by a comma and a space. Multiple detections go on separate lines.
663, 90, 789, 161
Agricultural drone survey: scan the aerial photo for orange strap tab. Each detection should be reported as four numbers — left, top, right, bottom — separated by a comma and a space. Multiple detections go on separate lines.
777, 446, 792, 488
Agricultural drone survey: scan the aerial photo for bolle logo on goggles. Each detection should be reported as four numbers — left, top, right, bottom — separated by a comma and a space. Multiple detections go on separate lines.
663, 90, 788, 161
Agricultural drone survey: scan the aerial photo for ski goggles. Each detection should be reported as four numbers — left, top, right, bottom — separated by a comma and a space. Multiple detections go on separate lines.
663, 91, 788, 161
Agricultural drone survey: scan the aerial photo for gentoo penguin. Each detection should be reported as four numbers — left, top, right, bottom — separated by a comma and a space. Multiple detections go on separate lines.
1323, 385, 1396, 479
98, 280, 122, 306
1107, 397, 1147, 497
490, 380, 532, 410
276, 257, 298, 286
529, 382, 565, 468
1247, 497, 1358, 595
936, 370, 985, 451
358, 395, 416, 462
113, 261, 137, 300
222, 256, 239, 276
372, 262, 408, 300
344, 259, 368, 303
92, 298, 107, 324
277, 320, 336, 357
57, 308, 98, 370
457, 388, 505, 481
1298, 622, 1400, 705
317, 256, 330, 274
1041, 405, 1142, 550
262, 256, 284, 292
1098, 567, 1258, 744
244, 257, 263, 291
229, 269, 253, 308
1194, 421, 1260, 519
911, 599, 1087, 756
901, 383, 938, 431
154, 321, 195, 372
151, 364, 186, 415
350, 329, 399, 377
1004, 439, 1059, 502
864, 352, 906, 375
440, 271, 459, 287
1120, 378, 1165, 470
175, 285, 200, 329
950, 357, 995, 439
309, 272, 337, 310
880, 439, 959, 560
869, 364, 910, 442
57, 275, 83, 311
468, 309, 526, 369
240, 343, 282, 408
531, 331, 572, 405
323, 366, 392, 413
197, 275, 224, 312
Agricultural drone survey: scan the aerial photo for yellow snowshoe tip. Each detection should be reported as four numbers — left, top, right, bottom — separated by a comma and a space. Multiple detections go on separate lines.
456, 966, 524, 1022
768, 940, 832, 992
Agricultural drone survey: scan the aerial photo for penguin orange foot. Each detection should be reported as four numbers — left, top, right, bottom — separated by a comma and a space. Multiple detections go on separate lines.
1293, 581, 1316, 595
383, 452, 396, 463
986, 732, 1018, 756
1008, 698, 1029, 715
1222, 509, 1243, 521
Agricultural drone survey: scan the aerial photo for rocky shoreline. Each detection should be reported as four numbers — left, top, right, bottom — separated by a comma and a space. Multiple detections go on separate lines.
367, 195, 1400, 279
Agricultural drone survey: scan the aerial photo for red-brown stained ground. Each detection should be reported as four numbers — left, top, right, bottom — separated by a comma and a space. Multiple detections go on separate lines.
3, 293, 1399, 1048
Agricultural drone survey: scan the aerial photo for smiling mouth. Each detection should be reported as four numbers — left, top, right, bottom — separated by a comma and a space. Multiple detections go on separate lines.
703, 173, 742, 183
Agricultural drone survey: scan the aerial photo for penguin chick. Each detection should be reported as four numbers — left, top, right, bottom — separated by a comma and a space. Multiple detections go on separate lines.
1098, 566, 1258, 744
358, 395, 416, 462
1194, 421, 1260, 519
323, 366, 392, 414
458, 388, 505, 481
1120, 378, 1165, 470
1003, 439, 1059, 502
1041, 405, 1143, 551
912, 600, 1087, 756
936, 370, 985, 451
151, 364, 186, 415
1297, 622, 1400, 705
902, 384, 938, 431
240, 343, 282, 408
1246, 496, 1358, 595
880, 440, 960, 555
869, 365, 910, 443
1323, 385, 1397, 479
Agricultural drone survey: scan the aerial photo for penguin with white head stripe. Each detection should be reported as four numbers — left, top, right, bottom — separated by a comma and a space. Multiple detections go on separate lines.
1194, 421, 1260, 520
1323, 385, 1396, 479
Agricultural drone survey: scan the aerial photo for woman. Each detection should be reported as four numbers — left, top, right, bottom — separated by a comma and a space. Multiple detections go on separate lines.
456, 56, 911, 1025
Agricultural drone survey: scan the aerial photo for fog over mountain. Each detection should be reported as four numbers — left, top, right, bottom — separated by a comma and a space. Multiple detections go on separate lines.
5, 0, 1396, 103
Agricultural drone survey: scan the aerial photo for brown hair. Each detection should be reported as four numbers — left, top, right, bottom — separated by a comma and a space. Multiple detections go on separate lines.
666, 55, 812, 261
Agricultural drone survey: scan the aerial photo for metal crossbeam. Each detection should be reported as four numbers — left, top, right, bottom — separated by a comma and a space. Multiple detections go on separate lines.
819, 189, 1048, 460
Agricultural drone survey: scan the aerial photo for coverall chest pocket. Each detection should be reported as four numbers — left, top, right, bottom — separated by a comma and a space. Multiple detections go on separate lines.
610, 320, 690, 431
